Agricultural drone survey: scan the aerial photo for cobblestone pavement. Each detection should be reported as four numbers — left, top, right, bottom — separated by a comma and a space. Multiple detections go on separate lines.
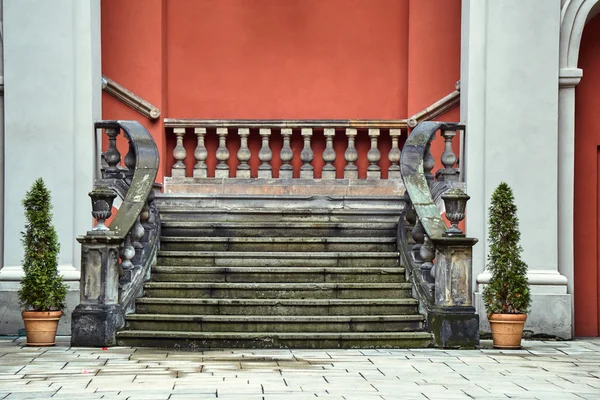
0, 337, 599, 400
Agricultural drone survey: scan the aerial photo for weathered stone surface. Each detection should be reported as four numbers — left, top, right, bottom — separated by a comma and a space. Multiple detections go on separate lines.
71, 304, 124, 347
427, 307, 480, 349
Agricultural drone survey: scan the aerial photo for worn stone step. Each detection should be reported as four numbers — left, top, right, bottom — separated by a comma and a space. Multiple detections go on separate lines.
116, 330, 432, 349
158, 207, 402, 224
150, 266, 406, 283
155, 193, 405, 212
159, 236, 397, 252
143, 282, 412, 299
125, 314, 425, 333
134, 298, 420, 316
156, 251, 400, 268
161, 221, 397, 238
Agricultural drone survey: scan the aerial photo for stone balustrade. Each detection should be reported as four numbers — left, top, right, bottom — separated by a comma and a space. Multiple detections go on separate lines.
71, 121, 160, 347
399, 121, 479, 348
164, 119, 409, 180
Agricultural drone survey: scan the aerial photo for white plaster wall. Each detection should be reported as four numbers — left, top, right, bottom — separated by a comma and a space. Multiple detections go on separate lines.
462, 0, 572, 338
0, 0, 101, 335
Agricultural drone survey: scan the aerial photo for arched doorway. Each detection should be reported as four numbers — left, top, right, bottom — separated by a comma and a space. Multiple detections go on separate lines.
574, 12, 600, 336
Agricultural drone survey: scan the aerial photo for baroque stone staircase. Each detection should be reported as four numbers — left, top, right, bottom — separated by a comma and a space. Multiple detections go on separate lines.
116, 193, 433, 349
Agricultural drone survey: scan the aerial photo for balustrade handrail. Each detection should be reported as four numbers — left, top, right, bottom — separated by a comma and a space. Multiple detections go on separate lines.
401, 121, 458, 239
165, 118, 408, 181
72, 120, 160, 347
399, 121, 479, 347
95, 120, 159, 238
164, 118, 409, 129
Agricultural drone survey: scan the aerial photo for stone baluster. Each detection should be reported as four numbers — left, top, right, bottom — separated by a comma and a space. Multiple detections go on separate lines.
420, 234, 436, 285
119, 233, 135, 284
412, 219, 425, 264
300, 128, 314, 179
322, 128, 336, 179
367, 129, 381, 179
436, 128, 459, 181
388, 129, 402, 179
130, 216, 145, 266
193, 127, 208, 178
123, 139, 136, 182
344, 128, 359, 179
403, 192, 416, 245
258, 128, 273, 178
215, 127, 230, 178
104, 127, 122, 178
279, 128, 293, 179
423, 142, 435, 187
171, 128, 187, 177
131, 216, 145, 250
236, 128, 251, 179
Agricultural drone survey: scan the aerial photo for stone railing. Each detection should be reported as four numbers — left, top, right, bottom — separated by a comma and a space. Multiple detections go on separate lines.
71, 120, 160, 347
164, 119, 409, 180
400, 121, 479, 348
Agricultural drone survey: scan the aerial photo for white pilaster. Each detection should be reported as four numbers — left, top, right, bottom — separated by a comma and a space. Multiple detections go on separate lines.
462, 0, 572, 338
0, 0, 101, 335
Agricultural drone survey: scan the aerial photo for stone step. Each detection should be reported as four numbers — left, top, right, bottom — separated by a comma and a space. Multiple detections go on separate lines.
155, 193, 405, 212
134, 298, 420, 316
158, 207, 402, 224
161, 221, 397, 238
156, 251, 401, 268
150, 266, 406, 283
159, 236, 398, 252
116, 330, 432, 349
125, 314, 425, 333
143, 282, 413, 299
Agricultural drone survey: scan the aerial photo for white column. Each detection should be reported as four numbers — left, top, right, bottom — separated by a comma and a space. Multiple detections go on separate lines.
462, 0, 572, 338
0, 0, 101, 335
557, 68, 582, 326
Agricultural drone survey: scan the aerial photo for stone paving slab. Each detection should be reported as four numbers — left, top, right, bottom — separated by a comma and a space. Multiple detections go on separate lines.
0, 337, 599, 399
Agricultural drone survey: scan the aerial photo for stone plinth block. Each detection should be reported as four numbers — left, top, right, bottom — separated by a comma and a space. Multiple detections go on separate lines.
428, 306, 480, 348
71, 304, 124, 347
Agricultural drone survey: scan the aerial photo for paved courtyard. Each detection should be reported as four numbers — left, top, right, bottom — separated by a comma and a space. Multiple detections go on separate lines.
0, 337, 599, 400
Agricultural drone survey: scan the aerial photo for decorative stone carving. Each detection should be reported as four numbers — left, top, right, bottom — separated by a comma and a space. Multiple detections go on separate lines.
300, 128, 314, 179
193, 127, 208, 178
403, 191, 416, 245
236, 128, 251, 179
420, 234, 435, 284
436, 128, 459, 181
89, 186, 117, 232
279, 128, 293, 179
215, 127, 230, 178
131, 216, 145, 251
124, 139, 136, 182
423, 142, 435, 187
344, 128, 358, 179
119, 233, 135, 283
104, 127, 122, 179
258, 128, 273, 178
366, 129, 381, 179
411, 219, 425, 264
388, 129, 402, 179
322, 128, 336, 179
442, 188, 470, 236
171, 128, 187, 177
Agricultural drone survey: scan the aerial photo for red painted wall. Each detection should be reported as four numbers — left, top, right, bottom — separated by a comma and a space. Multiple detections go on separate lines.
574, 13, 600, 337
102, 0, 168, 181
101, 0, 461, 179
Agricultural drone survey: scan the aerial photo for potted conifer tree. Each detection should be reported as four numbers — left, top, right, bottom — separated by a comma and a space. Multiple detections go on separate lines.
482, 182, 531, 349
19, 178, 67, 346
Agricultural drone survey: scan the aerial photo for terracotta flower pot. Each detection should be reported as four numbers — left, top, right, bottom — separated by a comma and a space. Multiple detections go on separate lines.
488, 313, 527, 349
21, 311, 62, 346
